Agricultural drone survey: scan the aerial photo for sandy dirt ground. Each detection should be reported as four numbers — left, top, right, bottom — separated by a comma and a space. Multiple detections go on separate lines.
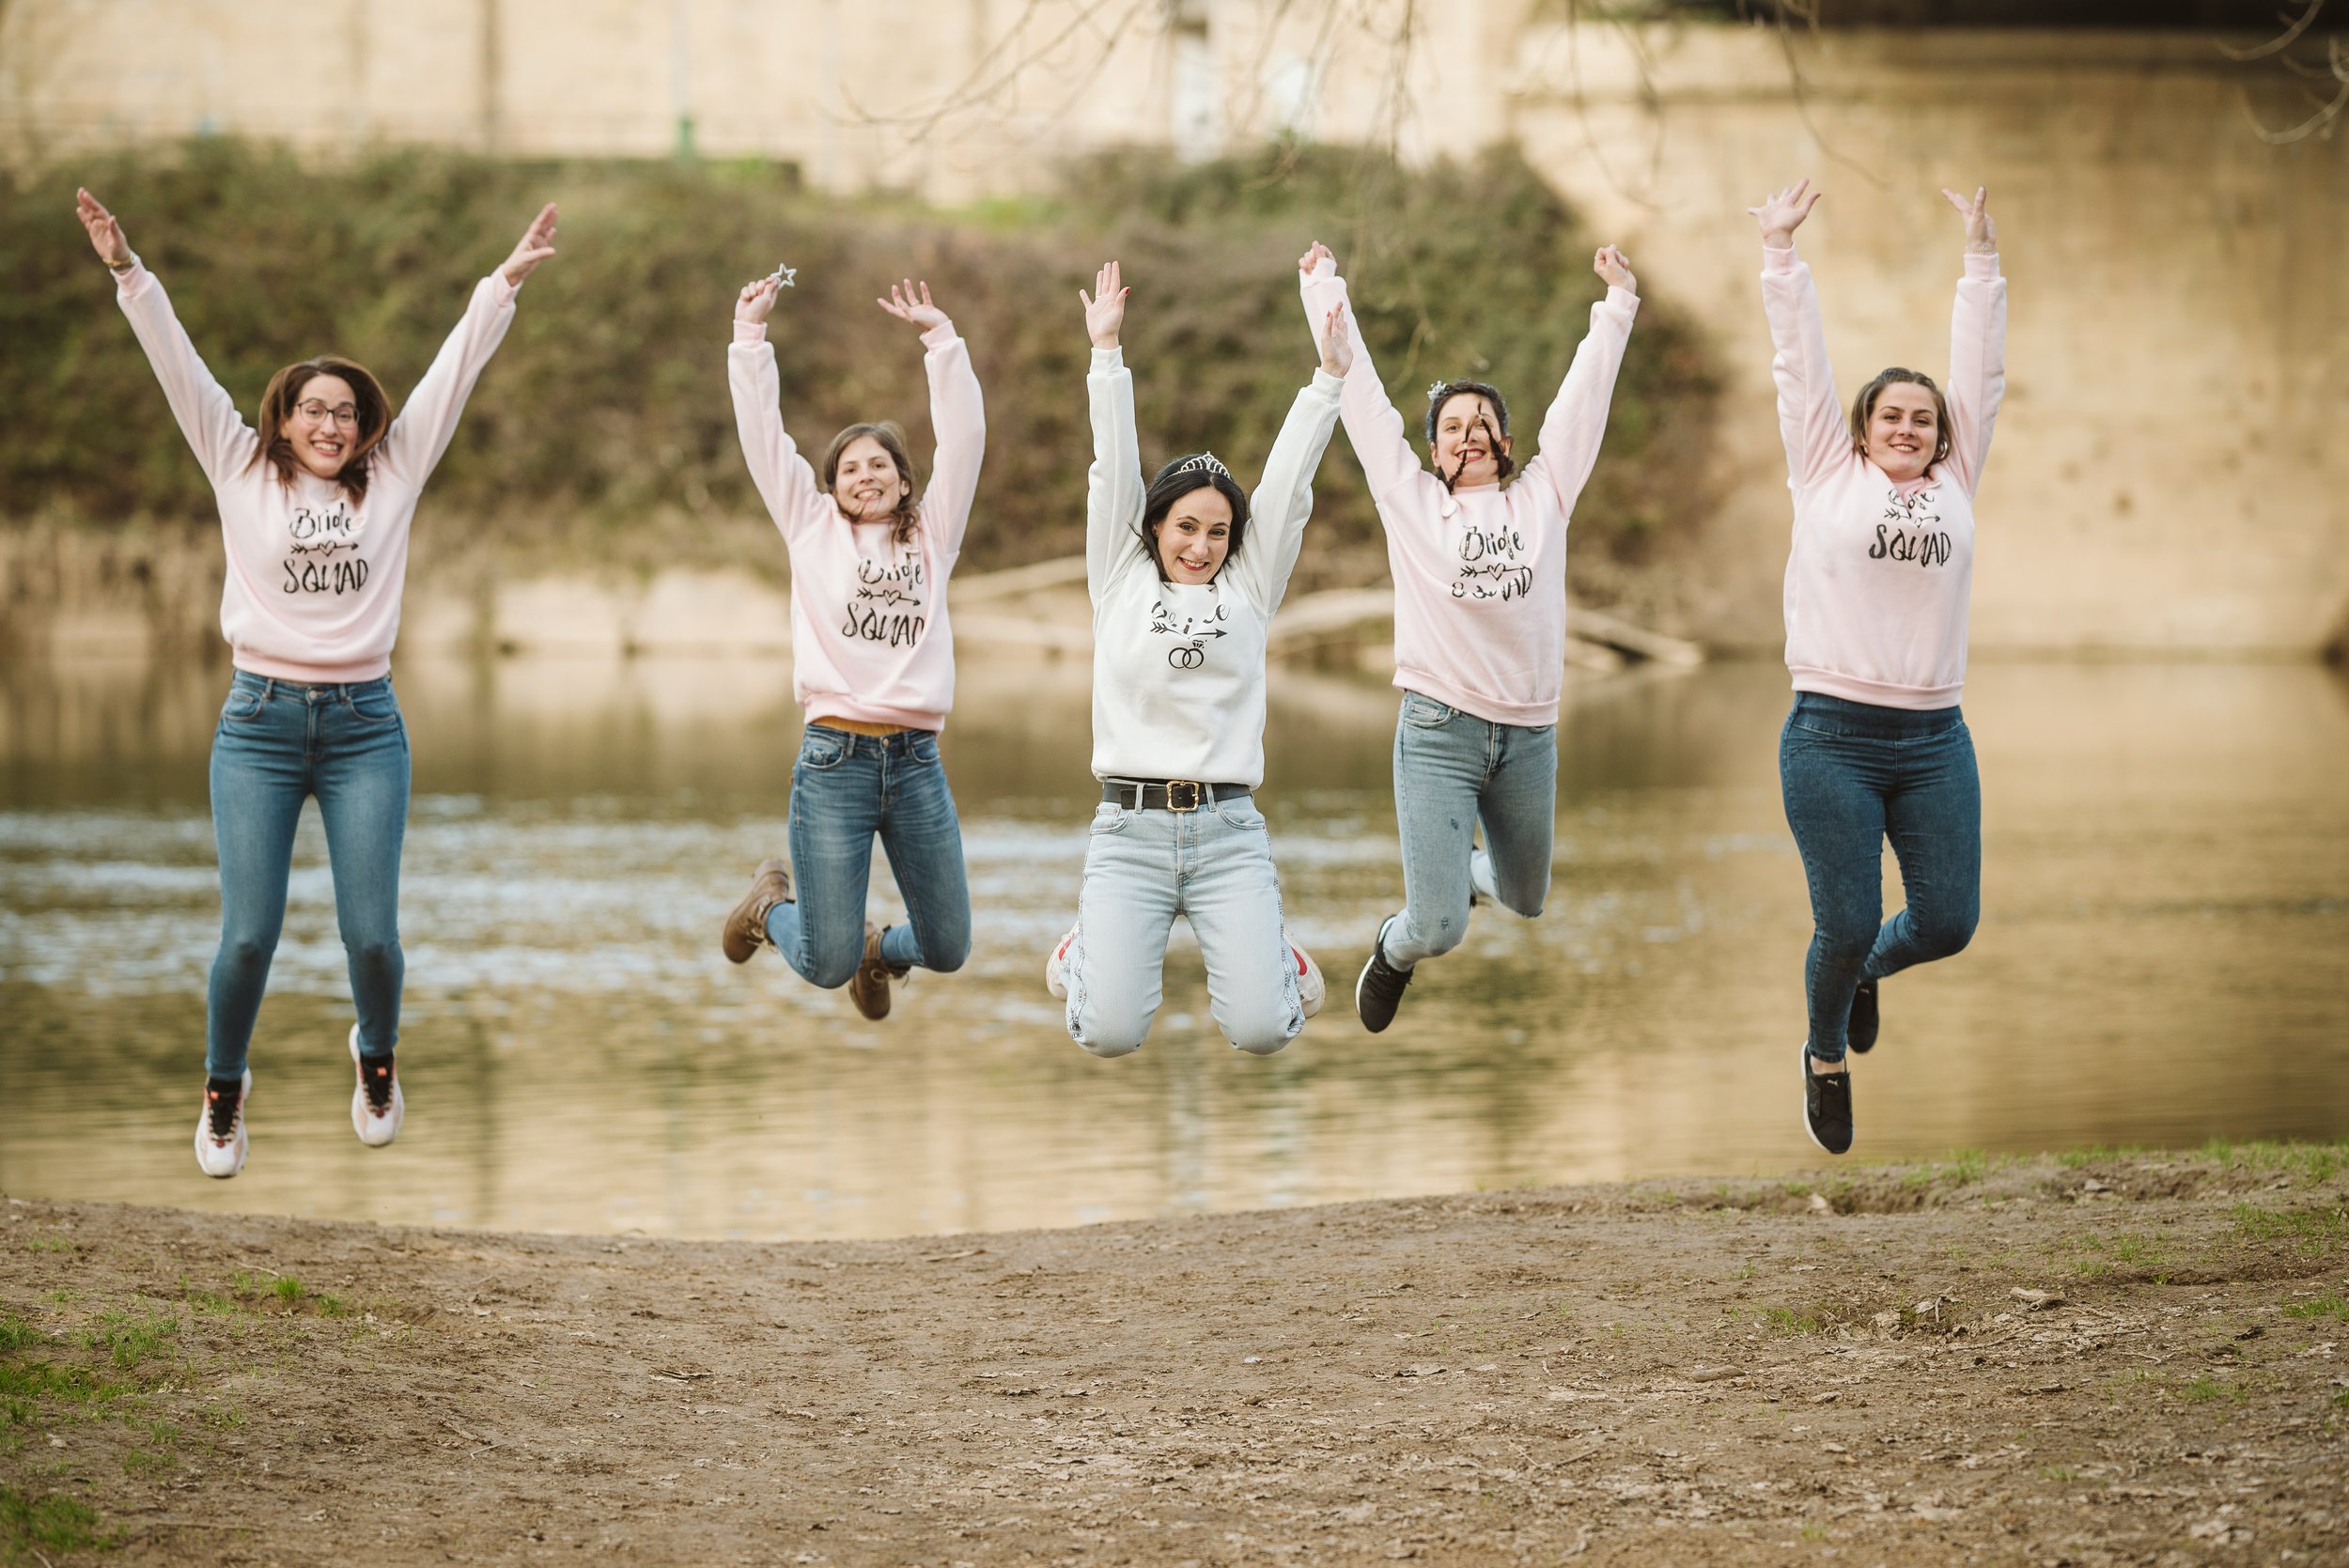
3, 1146, 2344, 1566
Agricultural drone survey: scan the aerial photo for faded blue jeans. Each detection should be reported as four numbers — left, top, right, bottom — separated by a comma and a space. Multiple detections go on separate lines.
763, 724, 972, 987
1064, 790, 1302, 1057
1779, 692, 1982, 1063
207, 671, 410, 1079
1378, 691, 1560, 970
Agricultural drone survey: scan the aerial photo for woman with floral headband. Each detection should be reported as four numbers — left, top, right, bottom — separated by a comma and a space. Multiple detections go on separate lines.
1045, 259, 1348, 1058
1297, 240, 1640, 1032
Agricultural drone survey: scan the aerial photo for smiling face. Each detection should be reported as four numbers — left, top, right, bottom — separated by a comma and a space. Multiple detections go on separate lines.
833, 434, 911, 523
1431, 392, 1513, 488
1154, 486, 1235, 583
1861, 381, 1942, 484
286, 373, 360, 480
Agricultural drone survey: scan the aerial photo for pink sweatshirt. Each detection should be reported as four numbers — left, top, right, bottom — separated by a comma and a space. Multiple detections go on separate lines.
116, 259, 521, 682
1299, 257, 1638, 727
1764, 244, 2006, 709
729, 318, 984, 731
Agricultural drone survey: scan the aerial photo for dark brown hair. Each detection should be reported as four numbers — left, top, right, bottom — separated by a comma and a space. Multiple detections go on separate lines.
248, 357, 392, 502
820, 422, 922, 547
1141, 456, 1252, 583
1848, 368, 1953, 469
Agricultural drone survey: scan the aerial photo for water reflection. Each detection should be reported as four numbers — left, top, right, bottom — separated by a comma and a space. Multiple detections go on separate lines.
2, 651, 2345, 1239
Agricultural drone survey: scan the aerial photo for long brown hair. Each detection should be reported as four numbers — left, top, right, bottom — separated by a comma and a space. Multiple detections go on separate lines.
820, 422, 923, 547
1848, 368, 1953, 469
247, 357, 392, 503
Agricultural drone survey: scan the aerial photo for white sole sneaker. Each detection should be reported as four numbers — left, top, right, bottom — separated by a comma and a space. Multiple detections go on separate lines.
194, 1069, 251, 1179
350, 1025, 404, 1148
1290, 933, 1326, 1019
1469, 847, 1499, 908
1044, 927, 1076, 1001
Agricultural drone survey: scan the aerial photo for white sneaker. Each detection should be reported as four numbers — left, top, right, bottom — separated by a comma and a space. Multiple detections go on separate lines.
350, 1025, 404, 1148
1290, 932, 1326, 1019
1469, 847, 1499, 908
1044, 927, 1076, 1001
194, 1070, 251, 1179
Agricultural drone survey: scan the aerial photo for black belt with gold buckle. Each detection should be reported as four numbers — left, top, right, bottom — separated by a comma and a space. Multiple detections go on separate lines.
1101, 779, 1249, 813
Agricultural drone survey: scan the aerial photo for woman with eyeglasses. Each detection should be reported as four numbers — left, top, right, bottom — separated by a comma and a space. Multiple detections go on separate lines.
1044, 260, 1346, 1060
76, 188, 557, 1178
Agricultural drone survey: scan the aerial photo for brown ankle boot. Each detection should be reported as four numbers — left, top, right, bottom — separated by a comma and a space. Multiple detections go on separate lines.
848, 921, 907, 1020
721, 859, 792, 964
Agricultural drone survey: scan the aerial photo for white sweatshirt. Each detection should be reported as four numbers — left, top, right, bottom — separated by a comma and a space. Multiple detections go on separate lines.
116, 259, 521, 681
1085, 347, 1343, 787
729, 318, 985, 730
1764, 244, 2007, 708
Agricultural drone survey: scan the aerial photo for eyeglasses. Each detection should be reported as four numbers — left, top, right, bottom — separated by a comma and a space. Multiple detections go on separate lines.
292, 399, 361, 427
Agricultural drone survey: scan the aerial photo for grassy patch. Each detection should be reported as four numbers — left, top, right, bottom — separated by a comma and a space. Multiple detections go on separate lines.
121, 1446, 175, 1476
2055, 1144, 2144, 1169
0, 1313, 41, 1353
0, 1485, 108, 1560
0, 1359, 134, 1409
80, 1309, 179, 1370
19, 1237, 72, 1254
2283, 1291, 2348, 1321
2201, 1139, 2349, 1185
2232, 1203, 2349, 1258
1760, 1307, 1825, 1335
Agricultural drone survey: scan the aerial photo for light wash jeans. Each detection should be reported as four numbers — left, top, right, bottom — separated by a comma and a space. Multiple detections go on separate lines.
1779, 692, 1981, 1063
206, 671, 410, 1079
1064, 791, 1302, 1057
1378, 691, 1559, 970
763, 724, 972, 987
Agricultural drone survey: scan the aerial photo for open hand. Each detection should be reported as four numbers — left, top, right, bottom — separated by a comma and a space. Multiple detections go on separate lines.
1079, 260, 1127, 349
1299, 240, 1337, 277
1316, 301, 1354, 377
1941, 185, 1996, 254
1747, 179, 1821, 249
500, 202, 559, 285
1593, 244, 1637, 294
74, 188, 132, 266
877, 279, 949, 332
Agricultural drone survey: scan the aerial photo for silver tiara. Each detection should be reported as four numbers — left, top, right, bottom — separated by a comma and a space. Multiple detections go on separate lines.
1174, 453, 1230, 479
1427, 380, 1451, 400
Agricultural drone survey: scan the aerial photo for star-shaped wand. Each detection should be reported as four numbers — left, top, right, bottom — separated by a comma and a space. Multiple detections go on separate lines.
766, 262, 797, 287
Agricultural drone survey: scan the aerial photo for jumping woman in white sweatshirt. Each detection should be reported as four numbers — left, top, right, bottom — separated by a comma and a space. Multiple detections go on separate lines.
1048, 260, 1348, 1058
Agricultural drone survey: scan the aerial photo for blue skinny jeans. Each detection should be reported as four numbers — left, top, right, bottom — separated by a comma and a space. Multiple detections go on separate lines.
206, 672, 410, 1079
1779, 691, 1982, 1063
763, 724, 972, 986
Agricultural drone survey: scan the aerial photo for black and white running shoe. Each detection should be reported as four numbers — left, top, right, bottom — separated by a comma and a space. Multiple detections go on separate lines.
1799, 1043, 1854, 1156
1355, 921, 1414, 1033
194, 1070, 251, 1179
1847, 978, 1879, 1055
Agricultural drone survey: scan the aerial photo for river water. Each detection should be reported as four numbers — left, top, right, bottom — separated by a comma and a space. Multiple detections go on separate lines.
2, 652, 2344, 1240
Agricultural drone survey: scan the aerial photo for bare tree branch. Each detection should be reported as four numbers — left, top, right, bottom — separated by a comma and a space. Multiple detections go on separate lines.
2217, 0, 2326, 63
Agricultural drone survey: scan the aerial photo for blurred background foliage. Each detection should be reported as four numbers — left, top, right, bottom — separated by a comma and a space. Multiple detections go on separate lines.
2, 139, 1719, 598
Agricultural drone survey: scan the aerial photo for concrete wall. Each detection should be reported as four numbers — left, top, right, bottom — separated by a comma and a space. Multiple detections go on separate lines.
6, 3, 2342, 652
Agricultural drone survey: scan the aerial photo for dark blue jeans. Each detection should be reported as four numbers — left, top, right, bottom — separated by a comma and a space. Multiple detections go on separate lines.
207, 672, 411, 1079
763, 724, 972, 987
1779, 692, 1981, 1063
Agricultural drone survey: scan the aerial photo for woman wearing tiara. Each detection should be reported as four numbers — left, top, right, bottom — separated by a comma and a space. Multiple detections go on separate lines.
1046, 259, 1349, 1058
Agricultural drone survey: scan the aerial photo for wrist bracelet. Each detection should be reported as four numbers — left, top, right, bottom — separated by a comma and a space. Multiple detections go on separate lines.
104, 256, 135, 272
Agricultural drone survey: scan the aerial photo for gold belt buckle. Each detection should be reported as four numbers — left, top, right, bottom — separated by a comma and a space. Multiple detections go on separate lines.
1165, 780, 1203, 813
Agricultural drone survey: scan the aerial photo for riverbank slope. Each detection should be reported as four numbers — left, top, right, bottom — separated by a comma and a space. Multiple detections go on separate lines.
3, 1145, 2344, 1564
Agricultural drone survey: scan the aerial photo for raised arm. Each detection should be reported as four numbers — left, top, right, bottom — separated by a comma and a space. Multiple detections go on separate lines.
876, 280, 986, 562
1521, 245, 1641, 518
80, 188, 258, 486
1750, 179, 1849, 493
1080, 260, 1146, 595
1227, 301, 1349, 615
728, 271, 824, 543
1938, 185, 2007, 498
375, 203, 552, 485
1296, 242, 1437, 513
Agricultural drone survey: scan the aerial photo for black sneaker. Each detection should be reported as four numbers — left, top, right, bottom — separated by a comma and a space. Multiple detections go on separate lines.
1847, 978, 1879, 1055
1800, 1044, 1854, 1155
1355, 922, 1414, 1033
